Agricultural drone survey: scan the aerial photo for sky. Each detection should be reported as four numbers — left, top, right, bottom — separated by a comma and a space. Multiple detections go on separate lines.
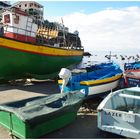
11, 1, 140, 54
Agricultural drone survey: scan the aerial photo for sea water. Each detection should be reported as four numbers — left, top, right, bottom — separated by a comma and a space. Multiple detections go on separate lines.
80, 51, 139, 72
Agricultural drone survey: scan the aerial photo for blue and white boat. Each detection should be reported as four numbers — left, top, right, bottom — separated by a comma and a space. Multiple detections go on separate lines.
58, 62, 123, 98
97, 87, 140, 138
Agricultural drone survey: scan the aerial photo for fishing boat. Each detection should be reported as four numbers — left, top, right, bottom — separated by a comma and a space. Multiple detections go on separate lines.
0, 1, 84, 81
124, 61, 140, 87
0, 90, 85, 138
97, 87, 140, 139
58, 62, 123, 98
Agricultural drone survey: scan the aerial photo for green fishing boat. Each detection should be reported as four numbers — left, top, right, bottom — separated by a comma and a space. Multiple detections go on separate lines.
0, 91, 85, 138
0, 1, 84, 81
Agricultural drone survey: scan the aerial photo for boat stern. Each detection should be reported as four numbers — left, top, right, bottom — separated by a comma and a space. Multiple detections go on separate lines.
98, 108, 140, 138
97, 87, 140, 138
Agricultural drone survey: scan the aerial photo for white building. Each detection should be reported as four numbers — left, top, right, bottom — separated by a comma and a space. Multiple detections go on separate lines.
12, 1, 44, 23
0, 1, 11, 9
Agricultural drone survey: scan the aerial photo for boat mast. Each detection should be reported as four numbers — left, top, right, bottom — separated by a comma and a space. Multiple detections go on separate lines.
61, 17, 66, 47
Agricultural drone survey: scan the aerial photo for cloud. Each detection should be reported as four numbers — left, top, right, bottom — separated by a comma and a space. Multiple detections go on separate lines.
48, 6, 140, 53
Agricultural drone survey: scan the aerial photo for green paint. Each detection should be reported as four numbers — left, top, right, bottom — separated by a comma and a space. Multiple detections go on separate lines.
0, 103, 81, 138
0, 46, 83, 80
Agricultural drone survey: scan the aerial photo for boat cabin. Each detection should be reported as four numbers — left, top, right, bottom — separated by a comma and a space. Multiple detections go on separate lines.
0, 1, 11, 21
1, 7, 38, 43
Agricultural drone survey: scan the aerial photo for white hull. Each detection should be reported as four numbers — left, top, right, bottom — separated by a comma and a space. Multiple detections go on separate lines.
97, 87, 140, 139
88, 80, 120, 96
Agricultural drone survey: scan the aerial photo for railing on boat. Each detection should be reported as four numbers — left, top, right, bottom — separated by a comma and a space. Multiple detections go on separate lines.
119, 93, 140, 100
0, 24, 84, 50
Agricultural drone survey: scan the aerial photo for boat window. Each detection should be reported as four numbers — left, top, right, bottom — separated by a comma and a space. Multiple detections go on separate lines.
14, 15, 19, 24
25, 4, 27, 7
4, 14, 10, 23
19, 5, 21, 8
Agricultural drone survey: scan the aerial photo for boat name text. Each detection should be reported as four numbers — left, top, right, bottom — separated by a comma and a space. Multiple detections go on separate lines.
105, 111, 122, 117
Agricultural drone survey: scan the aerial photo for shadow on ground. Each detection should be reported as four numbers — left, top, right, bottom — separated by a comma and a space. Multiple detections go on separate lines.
0, 80, 60, 94
42, 113, 125, 139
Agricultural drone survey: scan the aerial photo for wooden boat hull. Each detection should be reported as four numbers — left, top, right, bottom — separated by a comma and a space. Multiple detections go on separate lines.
0, 104, 80, 138
124, 70, 140, 87
0, 91, 84, 138
58, 74, 122, 98
97, 87, 140, 138
0, 37, 83, 81
124, 62, 140, 87
87, 76, 121, 96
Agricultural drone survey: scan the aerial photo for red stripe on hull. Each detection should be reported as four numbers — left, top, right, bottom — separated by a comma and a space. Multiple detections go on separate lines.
125, 69, 140, 72
125, 74, 140, 79
125, 75, 140, 79
4, 33, 36, 43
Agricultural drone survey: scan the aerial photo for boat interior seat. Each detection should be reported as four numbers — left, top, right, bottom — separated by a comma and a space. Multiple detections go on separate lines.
71, 66, 122, 84
45, 97, 67, 108
105, 91, 140, 113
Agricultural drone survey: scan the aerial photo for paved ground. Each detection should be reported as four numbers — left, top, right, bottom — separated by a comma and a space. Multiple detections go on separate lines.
0, 80, 125, 139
